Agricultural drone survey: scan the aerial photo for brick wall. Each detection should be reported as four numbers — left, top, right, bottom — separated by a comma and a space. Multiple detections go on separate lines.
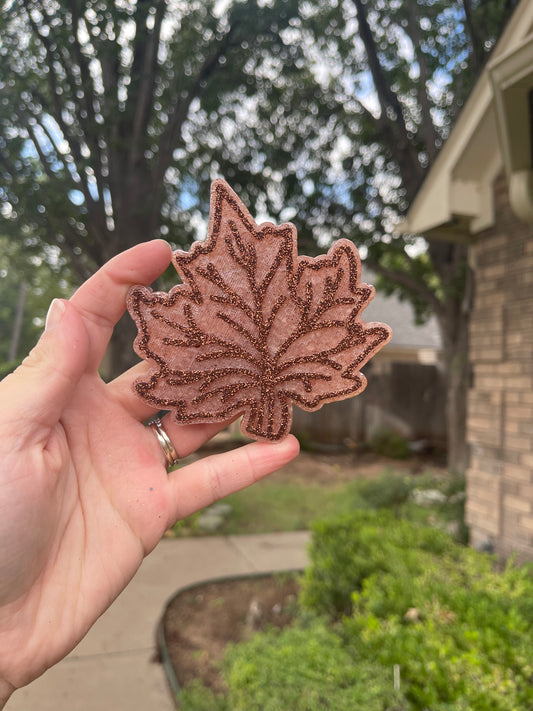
466, 174, 533, 561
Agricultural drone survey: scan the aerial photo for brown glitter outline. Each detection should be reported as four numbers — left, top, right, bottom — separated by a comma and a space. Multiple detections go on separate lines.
127, 179, 392, 441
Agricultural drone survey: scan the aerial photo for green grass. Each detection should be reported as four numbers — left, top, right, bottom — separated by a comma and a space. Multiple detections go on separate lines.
170, 468, 466, 540
171, 479, 349, 536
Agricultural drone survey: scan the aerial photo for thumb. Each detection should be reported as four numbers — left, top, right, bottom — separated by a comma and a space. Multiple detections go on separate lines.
1, 299, 90, 442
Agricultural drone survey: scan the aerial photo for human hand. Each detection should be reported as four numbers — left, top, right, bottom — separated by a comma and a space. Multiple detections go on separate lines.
0, 240, 299, 706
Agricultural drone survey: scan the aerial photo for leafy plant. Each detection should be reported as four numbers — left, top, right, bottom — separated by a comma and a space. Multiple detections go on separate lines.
346, 552, 533, 709
178, 680, 229, 711
0, 360, 22, 381
300, 509, 452, 618
299, 510, 533, 710
178, 510, 532, 711
349, 472, 414, 514
369, 430, 410, 459
222, 618, 406, 711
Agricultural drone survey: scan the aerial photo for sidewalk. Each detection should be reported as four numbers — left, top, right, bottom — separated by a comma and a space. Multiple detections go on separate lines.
7, 532, 310, 711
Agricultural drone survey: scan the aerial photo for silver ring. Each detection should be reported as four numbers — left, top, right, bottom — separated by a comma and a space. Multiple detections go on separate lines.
148, 417, 179, 468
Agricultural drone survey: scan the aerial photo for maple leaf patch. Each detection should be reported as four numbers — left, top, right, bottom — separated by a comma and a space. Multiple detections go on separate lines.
127, 179, 392, 441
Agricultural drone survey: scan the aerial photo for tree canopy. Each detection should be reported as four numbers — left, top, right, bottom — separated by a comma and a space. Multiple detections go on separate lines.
0, 0, 520, 469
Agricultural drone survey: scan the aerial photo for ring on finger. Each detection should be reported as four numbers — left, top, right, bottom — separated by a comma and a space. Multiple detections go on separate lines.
148, 417, 179, 469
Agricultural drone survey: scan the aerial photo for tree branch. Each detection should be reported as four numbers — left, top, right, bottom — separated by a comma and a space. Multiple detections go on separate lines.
155, 21, 241, 185
461, 0, 484, 75
352, 0, 407, 130
130, 0, 166, 166
406, 0, 439, 161
365, 257, 445, 319
350, 0, 425, 200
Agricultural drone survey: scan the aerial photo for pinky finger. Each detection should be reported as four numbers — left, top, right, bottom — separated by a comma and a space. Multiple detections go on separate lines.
166, 435, 300, 524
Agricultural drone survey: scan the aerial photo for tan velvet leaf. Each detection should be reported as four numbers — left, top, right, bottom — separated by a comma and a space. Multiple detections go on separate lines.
127, 179, 392, 441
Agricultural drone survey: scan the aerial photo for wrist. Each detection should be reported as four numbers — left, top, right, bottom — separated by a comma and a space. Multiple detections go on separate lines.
0, 677, 13, 709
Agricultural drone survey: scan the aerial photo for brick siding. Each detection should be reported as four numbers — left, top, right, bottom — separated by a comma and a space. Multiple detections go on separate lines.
466, 173, 533, 561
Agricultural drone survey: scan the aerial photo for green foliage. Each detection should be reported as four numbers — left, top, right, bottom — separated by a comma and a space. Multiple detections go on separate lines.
300, 509, 453, 617
0, 0, 306, 264
216, 510, 532, 711
0, 0, 517, 273
0, 359, 22, 381
169, 465, 467, 552
346, 553, 533, 709
347, 472, 414, 515
171, 480, 348, 537
222, 618, 406, 711
296, 510, 533, 710
0, 235, 73, 363
178, 680, 229, 711
0, 0, 519, 404
369, 430, 410, 460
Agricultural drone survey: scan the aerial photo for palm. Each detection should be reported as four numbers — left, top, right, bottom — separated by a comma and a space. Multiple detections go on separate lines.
0, 241, 299, 696
1, 369, 168, 687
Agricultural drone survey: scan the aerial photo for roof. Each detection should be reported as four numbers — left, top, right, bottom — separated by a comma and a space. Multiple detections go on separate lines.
361, 269, 442, 351
400, 0, 533, 238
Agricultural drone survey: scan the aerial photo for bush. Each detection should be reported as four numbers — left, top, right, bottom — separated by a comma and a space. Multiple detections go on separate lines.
299, 510, 533, 710
211, 511, 532, 711
348, 472, 414, 514
346, 555, 533, 709
299, 509, 453, 617
178, 680, 229, 711
222, 618, 406, 711
369, 430, 410, 459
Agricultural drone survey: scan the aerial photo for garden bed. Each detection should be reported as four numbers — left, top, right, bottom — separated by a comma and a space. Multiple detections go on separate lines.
161, 574, 300, 695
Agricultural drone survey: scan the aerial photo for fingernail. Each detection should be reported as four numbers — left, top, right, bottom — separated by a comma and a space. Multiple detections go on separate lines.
45, 299, 66, 331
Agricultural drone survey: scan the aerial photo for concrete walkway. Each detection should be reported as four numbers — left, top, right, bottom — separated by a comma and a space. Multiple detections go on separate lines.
7, 532, 310, 711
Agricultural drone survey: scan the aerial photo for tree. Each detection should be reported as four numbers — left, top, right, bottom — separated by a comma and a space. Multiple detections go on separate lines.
184, 0, 517, 473
0, 0, 305, 375
0, 235, 73, 371
0, 0, 518, 471
316, 0, 516, 474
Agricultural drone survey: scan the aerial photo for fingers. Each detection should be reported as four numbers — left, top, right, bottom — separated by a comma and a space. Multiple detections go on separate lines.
0, 300, 90, 445
166, 435, 300, 523
70, 240, 172, 368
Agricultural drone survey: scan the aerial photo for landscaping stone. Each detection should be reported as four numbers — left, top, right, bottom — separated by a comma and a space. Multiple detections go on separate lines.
197, 503, 233, 532
411, 488, 447, 506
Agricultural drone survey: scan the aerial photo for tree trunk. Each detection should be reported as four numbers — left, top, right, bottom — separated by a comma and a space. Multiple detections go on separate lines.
100, 210, 160, 379
436, 257, 473, 475
104, 310, 141, 380
442, 319, 470, 475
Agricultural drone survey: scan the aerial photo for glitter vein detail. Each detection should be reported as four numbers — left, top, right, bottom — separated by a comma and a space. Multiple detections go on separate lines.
127, 179, 392, 442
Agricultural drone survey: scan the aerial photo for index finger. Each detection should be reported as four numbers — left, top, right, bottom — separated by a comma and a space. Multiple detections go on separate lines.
70, 240, 172, 369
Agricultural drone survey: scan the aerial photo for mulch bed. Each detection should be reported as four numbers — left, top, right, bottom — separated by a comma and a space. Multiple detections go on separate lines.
161, 573, 300, 694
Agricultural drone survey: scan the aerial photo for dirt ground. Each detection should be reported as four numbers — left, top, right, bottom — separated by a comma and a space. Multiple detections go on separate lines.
162, 447, 446, 695
162, 574, 300, 694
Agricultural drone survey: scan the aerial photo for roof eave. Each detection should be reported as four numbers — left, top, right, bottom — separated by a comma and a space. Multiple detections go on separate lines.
400, 0, 533, 241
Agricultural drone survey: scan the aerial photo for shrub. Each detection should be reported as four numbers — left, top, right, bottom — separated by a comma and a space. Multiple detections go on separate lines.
299, 509, 453, 617
178, 680, 229, 711
346, 554, 533, 710
348, 472, 414, 514
222, 618, 406, 711
214, 510, 532, 711
369, 430, 410, 459
300, 509, 533, 710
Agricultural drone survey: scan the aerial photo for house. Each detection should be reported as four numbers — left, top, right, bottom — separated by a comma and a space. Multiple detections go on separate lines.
361, 268, 441, 366
400, 0, 533, 560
